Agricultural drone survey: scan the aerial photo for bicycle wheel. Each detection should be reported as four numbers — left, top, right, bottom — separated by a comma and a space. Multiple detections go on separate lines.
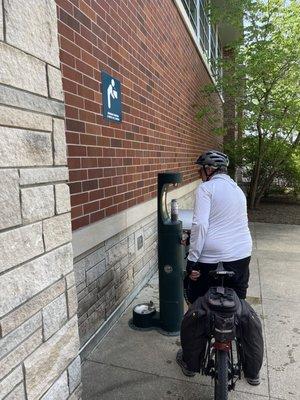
214, 350, 228, 400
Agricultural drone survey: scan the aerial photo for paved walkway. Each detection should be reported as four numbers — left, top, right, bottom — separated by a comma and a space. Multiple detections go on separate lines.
82, 222, 300, 400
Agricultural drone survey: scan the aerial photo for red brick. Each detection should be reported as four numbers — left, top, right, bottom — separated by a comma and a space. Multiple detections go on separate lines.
60, 37, 81, 59
57, 0, 74, 16
59, 9, 80, 32
90, 209, 105, 223
104, 186, 117, 197
69, 181, 82, 194
68, 157, 81, 169
69, 169, 87, 181
59, 0, 223, 230
66, 131, 80, 144
66, 119, 85, 133
64, 93, 84, 108
83, 200, 99, 214
98, 158, 111, 167
71, 192, 88, 207
77, 84, 94, 100
89, 188, 104, 201
105, 205, 118, 217
100, 197, 113, 209
80, 134, 97, 146
72, 215, 89, 230
65, 105, 79, 119
81, 158, 98, 168
71, 205, 83, 219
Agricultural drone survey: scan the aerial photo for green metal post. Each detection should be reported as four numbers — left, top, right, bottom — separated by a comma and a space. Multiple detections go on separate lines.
157, 172, 184, 334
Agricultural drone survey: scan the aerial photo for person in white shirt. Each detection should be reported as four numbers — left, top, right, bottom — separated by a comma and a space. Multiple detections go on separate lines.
185, 150, 252, 303
178, 154, 260, 386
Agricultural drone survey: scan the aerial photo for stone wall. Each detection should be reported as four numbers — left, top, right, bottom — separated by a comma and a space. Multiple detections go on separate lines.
0, 1, 81, 399
74, 188, 195, 349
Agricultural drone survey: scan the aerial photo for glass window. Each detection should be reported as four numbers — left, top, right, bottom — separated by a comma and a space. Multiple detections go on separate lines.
182, 0, 197, 32
180, 0, 223, 80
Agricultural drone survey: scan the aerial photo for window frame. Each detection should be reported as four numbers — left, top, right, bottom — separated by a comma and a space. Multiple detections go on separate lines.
174, 0, 223, 92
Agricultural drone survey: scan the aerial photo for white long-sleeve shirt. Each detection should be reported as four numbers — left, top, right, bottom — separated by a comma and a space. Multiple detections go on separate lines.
188, 174, 252, 263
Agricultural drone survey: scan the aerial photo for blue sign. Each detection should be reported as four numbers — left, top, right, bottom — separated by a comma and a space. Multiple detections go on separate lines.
101, 71, 122, 123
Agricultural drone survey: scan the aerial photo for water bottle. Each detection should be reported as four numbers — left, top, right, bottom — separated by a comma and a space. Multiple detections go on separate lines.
171, 199, 179, 222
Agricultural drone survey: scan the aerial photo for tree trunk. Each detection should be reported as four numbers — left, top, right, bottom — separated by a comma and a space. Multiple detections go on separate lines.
249, 159, 262, 209
248, 124, 264, 209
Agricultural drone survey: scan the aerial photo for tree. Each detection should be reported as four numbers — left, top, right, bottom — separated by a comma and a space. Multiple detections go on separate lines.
198, 0, 300, 208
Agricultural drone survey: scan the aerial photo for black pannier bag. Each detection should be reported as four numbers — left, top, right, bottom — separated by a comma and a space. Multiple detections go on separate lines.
180, 296, 209, 372
237, 300, 264, 379
180, 288, 264, 376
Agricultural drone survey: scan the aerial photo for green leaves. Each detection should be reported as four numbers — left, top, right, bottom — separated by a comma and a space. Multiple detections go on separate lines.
199, 0, 300, 203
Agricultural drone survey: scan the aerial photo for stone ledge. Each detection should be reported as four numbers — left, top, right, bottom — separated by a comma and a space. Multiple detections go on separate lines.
73, 180, 198, 258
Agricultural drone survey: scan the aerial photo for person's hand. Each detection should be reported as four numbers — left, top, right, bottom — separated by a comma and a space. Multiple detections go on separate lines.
189, 270, 201, 281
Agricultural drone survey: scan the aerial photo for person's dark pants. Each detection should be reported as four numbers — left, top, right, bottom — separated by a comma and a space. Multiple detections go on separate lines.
186, 256, 251, 304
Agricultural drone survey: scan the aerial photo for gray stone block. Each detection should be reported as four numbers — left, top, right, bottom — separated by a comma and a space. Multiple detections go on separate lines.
66, 271, 76, 289
108, 238, 128, 266
143, 220, 157, 240
86, 260, 106, 286
40, 372, 69, 400
0, 279, 65, 337
67, 286, 78, 318
0, 0, 3, 41
42, 294, 68, 340
68, 383, 82, 400
0, 329, 42, 381
0, 313, 42, 359
96, 270, 114, 293
21, 186, 55, 224
0, 244, 73, 317
79, 308, 105, 347
0, 222, 44, 274
24, 317, 80, 400
74, 246, 106, 285
55, 183, 71, 214
0, 84, 65, 117
0, 127, 52, 167
53, 118, 67, 165
77, 287, 88, 303
0, 42, 47, 95
20, 167, 68, 185
0, 366, 23, 399
0, 169, 21, 230
5, 0, 60, 67
78, 289, 98, 317
4, 382, 25, 400
0, 105, 52, 131
43, 213, 72, 251
48, 65, 64, 101
68, 356, 81, 394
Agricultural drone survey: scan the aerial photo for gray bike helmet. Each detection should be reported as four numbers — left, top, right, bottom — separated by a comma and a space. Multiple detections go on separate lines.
196, 150, 229, 169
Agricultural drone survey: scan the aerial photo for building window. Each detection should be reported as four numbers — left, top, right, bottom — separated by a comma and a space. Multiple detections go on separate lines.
182, 0, 198, 32
180, 0, 222, 80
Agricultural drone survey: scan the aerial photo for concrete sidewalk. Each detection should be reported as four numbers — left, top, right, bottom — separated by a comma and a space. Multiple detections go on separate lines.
81, 222, 300, 400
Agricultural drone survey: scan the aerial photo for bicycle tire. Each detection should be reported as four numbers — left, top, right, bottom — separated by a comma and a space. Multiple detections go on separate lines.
214, 350, 228, 400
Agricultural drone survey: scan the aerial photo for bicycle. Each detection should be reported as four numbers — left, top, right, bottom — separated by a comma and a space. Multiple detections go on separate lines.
201, 263, 242, 400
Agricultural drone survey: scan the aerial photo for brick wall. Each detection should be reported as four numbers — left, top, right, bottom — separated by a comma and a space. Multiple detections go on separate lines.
56, 0, 223, 231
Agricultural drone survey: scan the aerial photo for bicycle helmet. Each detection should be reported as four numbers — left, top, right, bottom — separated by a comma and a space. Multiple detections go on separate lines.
195, 150, 229, 181
195, 150, 229, 169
